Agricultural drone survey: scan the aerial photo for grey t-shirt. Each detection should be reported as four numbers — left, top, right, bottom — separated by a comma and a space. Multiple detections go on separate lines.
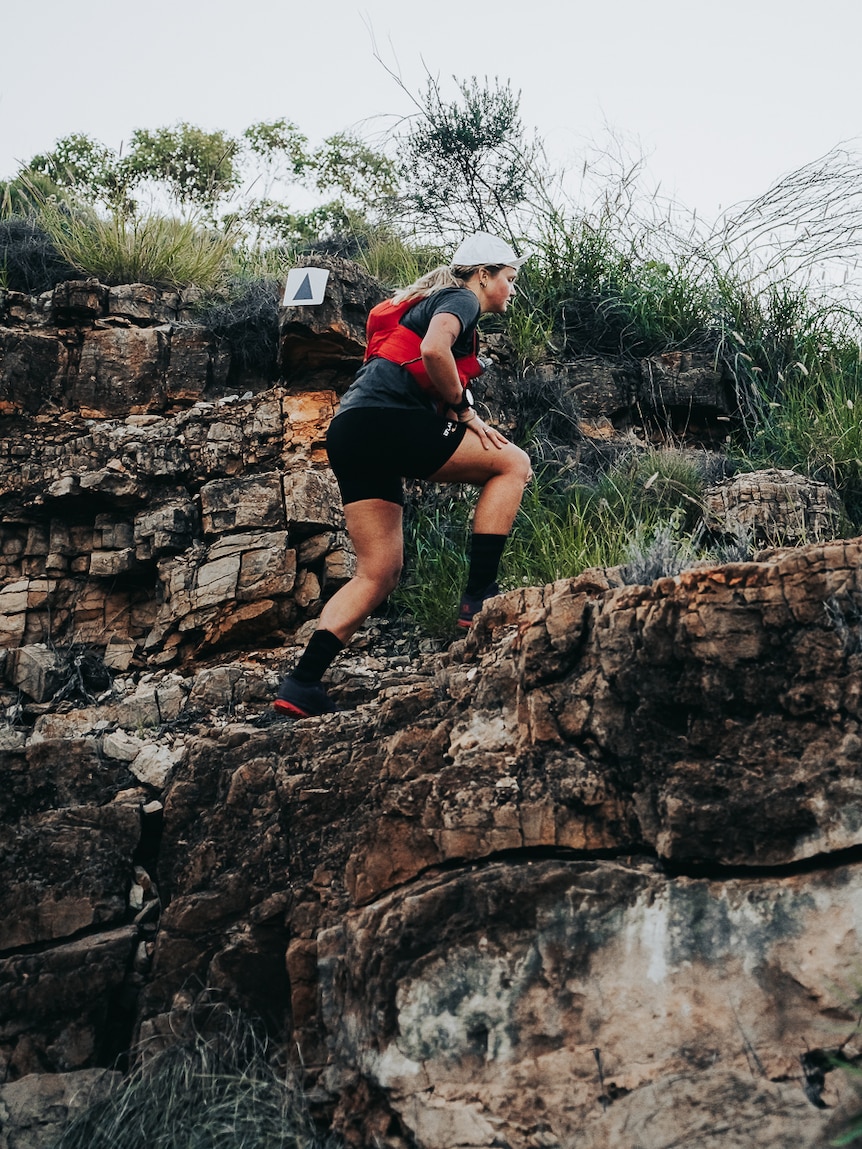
338, 287, 481, 413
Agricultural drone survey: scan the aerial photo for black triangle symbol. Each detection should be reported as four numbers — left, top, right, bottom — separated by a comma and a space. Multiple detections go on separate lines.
293, 273, 314, 301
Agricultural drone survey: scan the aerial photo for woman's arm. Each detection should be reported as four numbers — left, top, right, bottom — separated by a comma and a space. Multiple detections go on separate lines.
419, 313, 466, 407
419, 313, 508, 450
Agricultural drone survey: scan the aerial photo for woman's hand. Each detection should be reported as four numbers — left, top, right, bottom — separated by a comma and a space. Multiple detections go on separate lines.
460, 410, 508, 450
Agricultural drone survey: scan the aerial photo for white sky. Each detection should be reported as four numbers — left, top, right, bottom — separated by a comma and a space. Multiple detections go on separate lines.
1, 0, 860, 226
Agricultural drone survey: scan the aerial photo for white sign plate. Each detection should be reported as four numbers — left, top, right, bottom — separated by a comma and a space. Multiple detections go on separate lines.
283, 267, 331, 307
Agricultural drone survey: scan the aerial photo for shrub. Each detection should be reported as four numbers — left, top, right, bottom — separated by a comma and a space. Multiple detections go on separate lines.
619, 514, 706, 585
193, 274, 283, 381
0, 214, 77, 292
501, 209, 717, 368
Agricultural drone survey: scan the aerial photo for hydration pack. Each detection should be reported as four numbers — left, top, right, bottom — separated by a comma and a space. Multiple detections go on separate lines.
364, 296, 483, 401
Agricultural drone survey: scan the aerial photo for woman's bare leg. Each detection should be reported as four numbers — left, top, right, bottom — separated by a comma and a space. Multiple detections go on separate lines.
318, 498, 404, 643
428, 435, 532, 532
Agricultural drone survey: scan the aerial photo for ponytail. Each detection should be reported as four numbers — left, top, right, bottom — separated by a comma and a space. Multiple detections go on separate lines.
392, 263, 489, 305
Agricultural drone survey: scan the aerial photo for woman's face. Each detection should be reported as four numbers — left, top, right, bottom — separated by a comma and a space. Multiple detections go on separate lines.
478, 266, 518, 314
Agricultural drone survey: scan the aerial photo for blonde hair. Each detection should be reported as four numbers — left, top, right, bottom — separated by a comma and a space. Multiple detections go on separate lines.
392, 263, 504, 305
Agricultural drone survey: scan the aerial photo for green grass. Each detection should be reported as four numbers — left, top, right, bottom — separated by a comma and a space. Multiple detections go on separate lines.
718, 284, 862, 525
350, 223, 445, 290
36, 200, 235, 290
393, 449, 711, 634
500, 209, 717, 367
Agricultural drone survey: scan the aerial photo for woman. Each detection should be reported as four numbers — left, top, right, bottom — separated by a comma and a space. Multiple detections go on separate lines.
274, 231, 532, 718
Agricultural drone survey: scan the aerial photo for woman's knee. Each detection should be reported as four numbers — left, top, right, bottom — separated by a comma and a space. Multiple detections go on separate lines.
383, 559, 403, 594
358, 558, 402, 596
504, 444, 533, 485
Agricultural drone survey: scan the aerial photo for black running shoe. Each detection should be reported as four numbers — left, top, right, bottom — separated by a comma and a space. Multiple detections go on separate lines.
273, 676, 336, 718
457, 582, 499, 629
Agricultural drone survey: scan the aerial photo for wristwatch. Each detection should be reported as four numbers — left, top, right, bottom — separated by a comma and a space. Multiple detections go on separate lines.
452, 388, 474, 414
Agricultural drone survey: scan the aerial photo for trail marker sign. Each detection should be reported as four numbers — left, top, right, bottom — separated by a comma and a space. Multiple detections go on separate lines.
283, 267, 330, 307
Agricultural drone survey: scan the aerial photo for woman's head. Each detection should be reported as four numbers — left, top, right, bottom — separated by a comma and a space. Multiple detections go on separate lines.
458, 263, 519, 314
392, 231, 528, 308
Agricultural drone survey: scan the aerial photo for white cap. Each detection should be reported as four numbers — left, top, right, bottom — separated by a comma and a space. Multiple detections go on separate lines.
450, 231, 530, 269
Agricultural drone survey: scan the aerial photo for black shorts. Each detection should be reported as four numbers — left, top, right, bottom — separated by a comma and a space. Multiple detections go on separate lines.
326, 407, 467, 506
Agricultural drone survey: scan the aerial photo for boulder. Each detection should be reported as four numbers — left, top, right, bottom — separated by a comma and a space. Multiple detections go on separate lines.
0, 927, 138, 1076
51, 280, 108, 323
704, 467, 844, 545
71, 326, 169, 415
138, 536, 862, 1149
0, 1069, 120, 1149
4, 644, 63, 702
278, 255, 384, 380
0, 329, 67, 415
639, 350, 735, 429
165, 325, 230, 403
107, 283, 178, 324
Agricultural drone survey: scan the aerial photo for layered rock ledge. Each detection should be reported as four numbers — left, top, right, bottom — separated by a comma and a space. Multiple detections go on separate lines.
126, 538, 862, 1148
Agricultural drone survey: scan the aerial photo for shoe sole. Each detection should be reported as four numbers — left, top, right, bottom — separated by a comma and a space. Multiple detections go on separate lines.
273, 698, 313, 718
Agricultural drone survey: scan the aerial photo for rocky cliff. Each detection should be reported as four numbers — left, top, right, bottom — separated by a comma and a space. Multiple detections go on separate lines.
1, 262, 861, 1149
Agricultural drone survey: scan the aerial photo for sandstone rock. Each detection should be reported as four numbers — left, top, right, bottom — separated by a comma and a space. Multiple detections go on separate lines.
1, 289, 53, 328
0, 927, 137, 1076
0, 805, 140, 949
0, 1068, 120, 1149
51, 280, 108, 322
31, 675, 188, 739
133, 536, 862, 1149
0, 737, 126, 824
0, 329, 67, 415
530, 357, 639, 422
318, 859, 862, 1149
151, 532, 298, 651
133, 497, 198, 560
7, 267, 862, 1147
200, 472, 285, 535
108, 283, 177, 324
4, 644, 63, 702
0, 725, 26, 752
281, 390, 339, 457
283, 469, 343, 530
704, 467, 844, 545
165, 325, 229, 403
101, 729, 146, 762
72, 326, 169, 416
88, 547, 137, 577
102, 636, 137, 671
639, 350, 735, 430
129, 742, 181, 788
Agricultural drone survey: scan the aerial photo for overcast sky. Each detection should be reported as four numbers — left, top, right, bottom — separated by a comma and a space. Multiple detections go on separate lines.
2, 0, 860, 225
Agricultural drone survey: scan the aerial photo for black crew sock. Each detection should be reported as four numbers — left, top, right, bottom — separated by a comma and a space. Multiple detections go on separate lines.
465, 533, 507, 595
291, 629, 345, 684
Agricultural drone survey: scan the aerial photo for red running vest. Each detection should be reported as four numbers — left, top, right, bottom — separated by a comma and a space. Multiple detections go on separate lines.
363, 296, 483, 403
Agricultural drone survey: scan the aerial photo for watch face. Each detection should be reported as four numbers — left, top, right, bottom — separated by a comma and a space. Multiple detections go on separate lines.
464, 388, 474, 406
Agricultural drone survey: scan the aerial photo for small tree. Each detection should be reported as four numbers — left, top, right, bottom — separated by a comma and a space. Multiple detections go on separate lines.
123, 123, 240, 217
397, 75, 539, 244
28, 133, 134, 213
